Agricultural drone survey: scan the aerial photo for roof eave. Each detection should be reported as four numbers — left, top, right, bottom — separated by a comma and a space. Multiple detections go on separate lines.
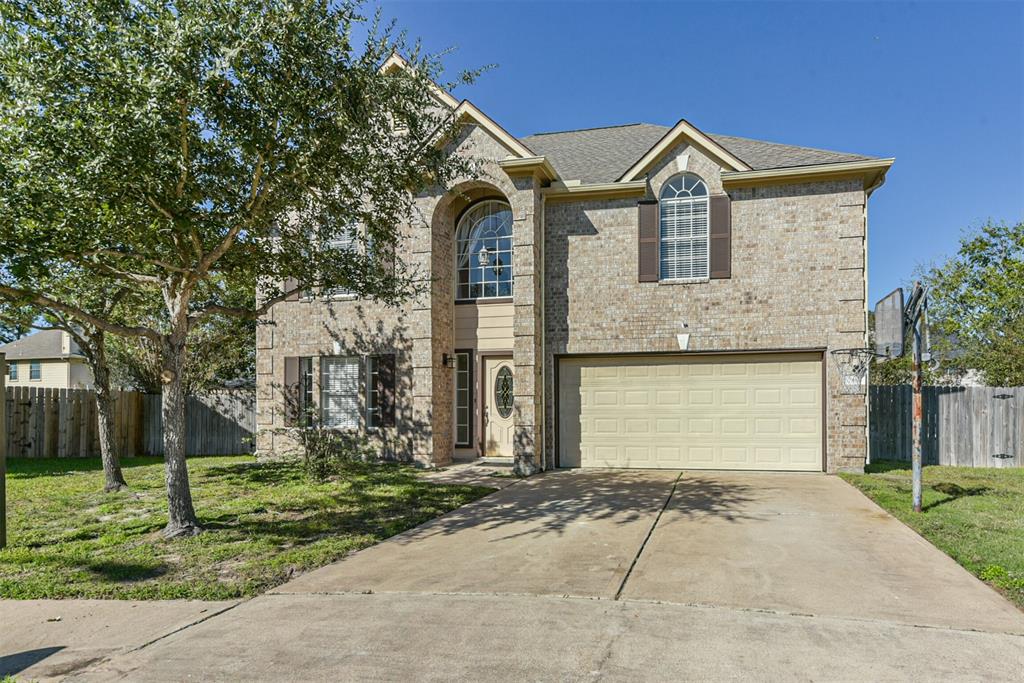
498, 156, 559, 182
721, 158, 895, 191
379, 52, 460, 110
452, 101, 535, 159
541, 179, 647, 201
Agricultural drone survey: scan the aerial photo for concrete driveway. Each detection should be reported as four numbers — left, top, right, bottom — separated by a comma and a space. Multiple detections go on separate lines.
10, 469, 1024, 681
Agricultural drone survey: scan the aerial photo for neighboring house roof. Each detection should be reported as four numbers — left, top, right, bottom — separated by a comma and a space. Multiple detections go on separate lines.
0, 329, 83, 361
520, 123, 877, 184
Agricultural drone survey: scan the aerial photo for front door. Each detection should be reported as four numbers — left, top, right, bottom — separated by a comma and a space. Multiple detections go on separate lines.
483, 356, 514, 457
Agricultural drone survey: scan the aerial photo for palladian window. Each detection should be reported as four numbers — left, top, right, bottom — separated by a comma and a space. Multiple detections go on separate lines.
659, 173, 709, 280
456, 200, 513, 300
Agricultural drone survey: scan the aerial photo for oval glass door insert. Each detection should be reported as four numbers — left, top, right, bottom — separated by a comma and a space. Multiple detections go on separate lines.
495, 366, 514, 418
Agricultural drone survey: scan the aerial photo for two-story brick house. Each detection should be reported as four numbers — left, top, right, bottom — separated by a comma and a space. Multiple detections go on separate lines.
256, 55, 892, 475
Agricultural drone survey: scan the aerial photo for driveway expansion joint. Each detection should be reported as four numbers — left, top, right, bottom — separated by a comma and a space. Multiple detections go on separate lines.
613, 471, 682, 601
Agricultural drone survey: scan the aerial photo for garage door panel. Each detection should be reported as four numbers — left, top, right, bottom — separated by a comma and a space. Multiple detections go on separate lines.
559, 353, 822, 471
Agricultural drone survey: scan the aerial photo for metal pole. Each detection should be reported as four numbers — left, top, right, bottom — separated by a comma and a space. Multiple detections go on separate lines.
1, 352, 6, 549
911, 316, 923, 513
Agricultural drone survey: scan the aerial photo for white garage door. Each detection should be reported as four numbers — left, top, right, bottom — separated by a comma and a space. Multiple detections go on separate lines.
558, 353, 822, 471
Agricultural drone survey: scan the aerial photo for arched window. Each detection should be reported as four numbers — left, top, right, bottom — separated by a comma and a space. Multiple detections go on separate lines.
456, 200, 513, 300
659, 173, 709, 280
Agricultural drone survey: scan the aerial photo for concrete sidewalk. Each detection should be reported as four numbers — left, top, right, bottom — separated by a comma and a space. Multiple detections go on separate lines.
0, 599, 238, 682
67, 593, 1024, 682
4, 469, 1024, 681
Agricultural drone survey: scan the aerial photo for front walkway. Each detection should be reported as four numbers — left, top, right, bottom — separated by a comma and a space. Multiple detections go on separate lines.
4, 469, 1024, 681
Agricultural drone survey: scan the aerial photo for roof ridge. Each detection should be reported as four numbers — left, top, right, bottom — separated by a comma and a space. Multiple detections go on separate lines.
523, 122, 666, 138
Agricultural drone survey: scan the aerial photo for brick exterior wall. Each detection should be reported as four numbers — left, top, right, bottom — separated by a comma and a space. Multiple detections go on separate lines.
257, 132, 871, 473
542, 142, 868, 472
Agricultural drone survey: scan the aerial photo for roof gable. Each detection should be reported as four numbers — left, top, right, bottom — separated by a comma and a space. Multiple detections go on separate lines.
618, 119, 753, 180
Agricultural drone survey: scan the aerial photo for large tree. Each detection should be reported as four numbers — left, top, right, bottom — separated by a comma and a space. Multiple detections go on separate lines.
0, 0, 475, 536
0, 268, 145, 491
923, 220, 1024, 386
108, 278, 256, 395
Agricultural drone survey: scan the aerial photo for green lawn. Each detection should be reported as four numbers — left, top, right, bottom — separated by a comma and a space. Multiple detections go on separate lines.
841, 461, 1024, 609
0, 456, 494, 600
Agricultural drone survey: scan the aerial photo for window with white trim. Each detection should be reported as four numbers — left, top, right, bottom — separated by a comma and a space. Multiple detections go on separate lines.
366, 356, 381, 430
322, 230, 357, 298
320, 356, 360, 429
8, 362, 17, 381
299, 357, 314, 426
454, 351, 472, 446
29, 360, 41, 380
659, 173, 709, 280
456, 200, 513, 300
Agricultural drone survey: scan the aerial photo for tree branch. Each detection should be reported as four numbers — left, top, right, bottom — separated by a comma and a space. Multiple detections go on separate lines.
76, 258, 164, 286
190, 282, 303, 326
0, 285, 161, 341
146, 194, 176, 222
79, 249, 189, 274
175, 99, 189, 199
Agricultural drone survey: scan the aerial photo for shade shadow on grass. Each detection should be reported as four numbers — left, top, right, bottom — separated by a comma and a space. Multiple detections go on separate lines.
1, 455, 495, 600
87, 560, 168, 582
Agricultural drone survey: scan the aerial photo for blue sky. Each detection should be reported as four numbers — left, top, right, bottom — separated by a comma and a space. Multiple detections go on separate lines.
376, 0, 1024, 303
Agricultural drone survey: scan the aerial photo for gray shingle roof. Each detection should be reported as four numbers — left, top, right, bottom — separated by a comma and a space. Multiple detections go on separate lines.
519, 123, 876, 183
0, 329, 82, 360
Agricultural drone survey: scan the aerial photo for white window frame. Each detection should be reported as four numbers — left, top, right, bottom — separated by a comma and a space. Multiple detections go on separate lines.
455, 200, 514, 301
299, 357, 314, 427
366, 356, 381, 431
659, 173, 710, 282
454, 351, 472, 447
8, 362, 17, 381
29, 360, 41, 381
320, 356, 360, 430
320, 230, 359, 300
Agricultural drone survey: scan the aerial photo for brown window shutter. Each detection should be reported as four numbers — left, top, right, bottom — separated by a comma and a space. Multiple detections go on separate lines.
283, 278, 300, 301
377, 354, 396, 427
709, 194, 732, 279
637, 200, 659, 282
283, 356, 300, 426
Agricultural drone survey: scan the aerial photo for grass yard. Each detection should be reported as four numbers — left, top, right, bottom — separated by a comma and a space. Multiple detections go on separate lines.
0, 456, 494, 600
841, 461, 1024, 609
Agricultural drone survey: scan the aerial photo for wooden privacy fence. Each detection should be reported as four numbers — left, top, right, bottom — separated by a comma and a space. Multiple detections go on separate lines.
141, 391, 256, 456
870, 385, 1023, 467
4, 387, 255, 458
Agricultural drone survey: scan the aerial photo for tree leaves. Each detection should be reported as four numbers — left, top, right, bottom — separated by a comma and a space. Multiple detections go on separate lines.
0, 0, 476, 329
923, 221, 1024, 387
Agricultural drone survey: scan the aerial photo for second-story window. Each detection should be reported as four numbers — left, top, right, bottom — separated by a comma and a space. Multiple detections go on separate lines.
659, 173, 709, 280
29, 360, 41, 380
456, 200, 513, 301
322, 230, 357, 299
8, 362, 17, 381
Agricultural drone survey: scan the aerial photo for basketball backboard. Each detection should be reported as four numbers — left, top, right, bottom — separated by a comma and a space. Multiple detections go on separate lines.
875, 288, 905, 359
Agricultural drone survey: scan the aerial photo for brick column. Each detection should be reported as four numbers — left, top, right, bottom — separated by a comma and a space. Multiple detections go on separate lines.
511, 175, 544, 474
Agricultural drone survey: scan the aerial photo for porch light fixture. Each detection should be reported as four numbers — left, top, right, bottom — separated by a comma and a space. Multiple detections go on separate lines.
441, 352, 457, 369
478, 245, 490, 267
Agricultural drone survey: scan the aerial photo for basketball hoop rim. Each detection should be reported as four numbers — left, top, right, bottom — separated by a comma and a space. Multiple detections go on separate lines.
829, 347, 882, 359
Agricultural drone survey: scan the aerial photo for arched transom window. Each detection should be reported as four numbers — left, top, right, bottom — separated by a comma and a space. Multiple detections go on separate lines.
659, 173, 709, 280
456, 200, 513, 300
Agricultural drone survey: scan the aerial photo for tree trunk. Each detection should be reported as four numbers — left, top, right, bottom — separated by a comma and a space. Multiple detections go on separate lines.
161, 334, 201, 537
92, 333, 128, 492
